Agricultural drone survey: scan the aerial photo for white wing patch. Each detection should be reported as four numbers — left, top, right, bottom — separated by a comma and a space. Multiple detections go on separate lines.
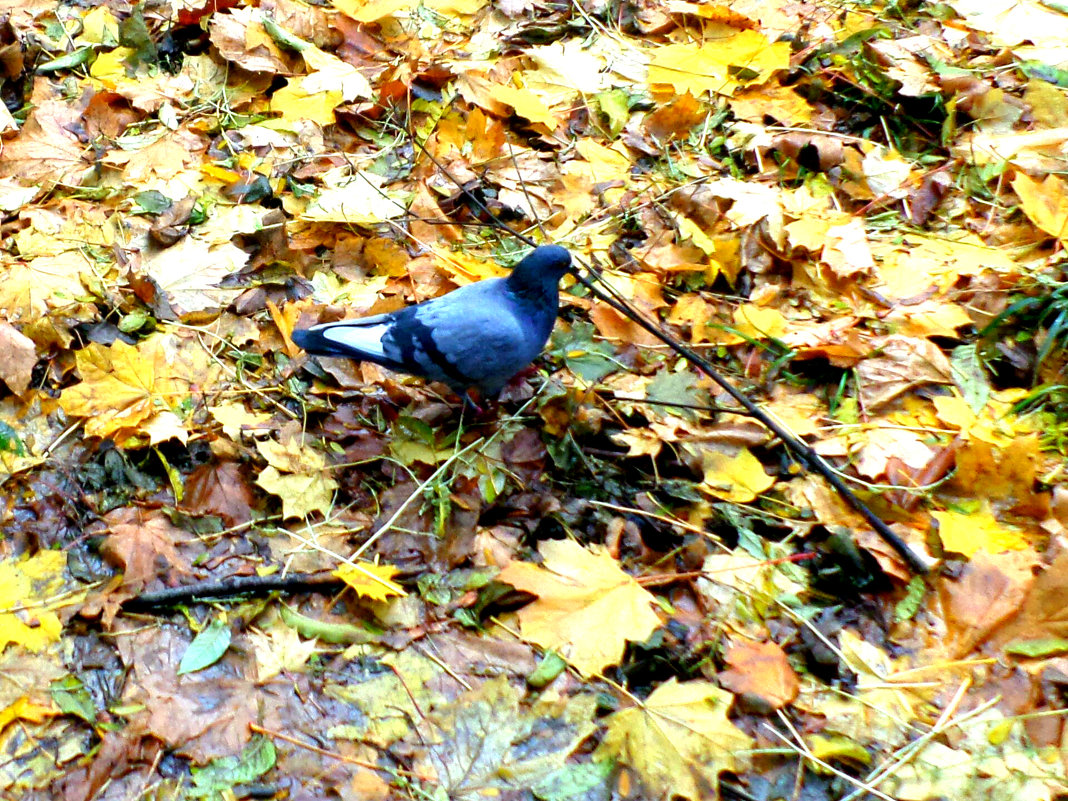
322, 323, 388, 358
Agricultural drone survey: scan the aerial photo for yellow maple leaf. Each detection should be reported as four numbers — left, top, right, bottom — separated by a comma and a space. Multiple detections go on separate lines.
433, 248, 509, 284
334, 0, 411, 21
707, 303, 788, 345
883, 301, 974, 338
699, 447, 774, 502
210, 402, 274, 440
0, 255, 93, 323
249, 625, 320, 682
269, 84, 342, 126
729, 83, 814, 125
58, 336, 190, 442
0, 696, 56, 732
298, 173, 408, 224
497, 539, 661, 676
648, 31, 790, 97
334, 561, 405, 601
597, 678, 753, 800
0, 551, 69, 653
933, 506, 1030, 557
256, 466, 338, 519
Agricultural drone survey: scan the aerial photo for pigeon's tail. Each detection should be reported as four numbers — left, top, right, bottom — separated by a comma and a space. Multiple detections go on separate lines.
291, 321, 390, 361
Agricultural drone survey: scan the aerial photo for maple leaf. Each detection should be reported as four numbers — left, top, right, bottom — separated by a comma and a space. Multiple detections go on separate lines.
255, 428, 339, 519
0, 99, 93, 186
933, 506, 1031, 556
649, 32, 790, 97
142, 236, 249, 314
58, 335, 198, 443
407, 676, 598, 798
0, 551, 69, 653
718, 639, 799, 710
0, 255, 93, 323
698, 446, 775, 503
298, 171, 408, 224
249, 625, 319, 683
1012, 173, 1068, 241
333, 561, 405, 601
497, 539, 661, 676
256, 466, 338, 520
597, 678, 754, 800
940, 549, 1036, 657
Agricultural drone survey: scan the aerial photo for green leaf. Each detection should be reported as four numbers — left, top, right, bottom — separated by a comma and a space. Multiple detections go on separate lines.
533, 759, 614, 800
550, 322, 617, 384
191, 734, 276, 795
894, 576, 926, 622
950, 344, 990, 413
51, 675, 96, 723
261, 16, 312, 52
280, 603, 375, 644
131, 190, 173, 215
593, 89, 630, 137
118, 7, 157, 66
646, 369, 708, 419
177, 618, 231, 675
527, 651, 567, 689
0, 421, 26, 456
1004, 637, 1068, 658
36, 47, 94, 73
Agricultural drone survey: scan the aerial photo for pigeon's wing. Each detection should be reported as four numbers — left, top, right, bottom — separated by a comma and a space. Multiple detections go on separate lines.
290, 310, 412, 372
382, 280, 539, 391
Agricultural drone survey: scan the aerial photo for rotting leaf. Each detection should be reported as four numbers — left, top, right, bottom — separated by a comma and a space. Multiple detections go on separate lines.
404, 676, 598, 799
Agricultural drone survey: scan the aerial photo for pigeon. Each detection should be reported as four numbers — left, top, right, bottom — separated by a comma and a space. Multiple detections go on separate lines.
291, 245, 572, 397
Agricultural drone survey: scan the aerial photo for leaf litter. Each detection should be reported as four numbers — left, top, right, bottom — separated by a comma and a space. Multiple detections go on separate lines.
0, 0, 1066, 799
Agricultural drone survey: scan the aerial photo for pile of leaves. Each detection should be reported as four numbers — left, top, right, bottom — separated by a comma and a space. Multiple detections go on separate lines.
0, 0, 1067, 798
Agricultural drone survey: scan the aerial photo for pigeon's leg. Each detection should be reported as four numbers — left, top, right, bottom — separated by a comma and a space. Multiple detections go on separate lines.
461, 389, 485, 415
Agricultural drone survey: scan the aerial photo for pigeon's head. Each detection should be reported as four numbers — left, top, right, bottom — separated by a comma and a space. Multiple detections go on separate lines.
508, 245, 572, 291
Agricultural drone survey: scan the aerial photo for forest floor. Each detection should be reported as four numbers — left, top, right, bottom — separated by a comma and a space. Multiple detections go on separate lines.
1, 0, 1067, 799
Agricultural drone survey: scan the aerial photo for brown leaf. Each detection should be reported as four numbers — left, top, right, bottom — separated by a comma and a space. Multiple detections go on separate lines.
182, 461, 256, 527
941, 549, 1037, 657
0, 98, 92, 186
101, 507, 190, 595
718, 638, 799, 709
856, 336, 954, 410
992, 551, 1068, 653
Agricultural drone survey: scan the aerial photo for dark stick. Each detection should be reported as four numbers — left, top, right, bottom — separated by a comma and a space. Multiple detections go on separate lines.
121, 573, 344, 611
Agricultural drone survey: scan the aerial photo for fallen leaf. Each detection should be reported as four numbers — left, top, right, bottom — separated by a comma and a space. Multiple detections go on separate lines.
933, 506, 1031, 556
718, 639, 799, 709
497, 539, 662, 676
597, 678, 753, 800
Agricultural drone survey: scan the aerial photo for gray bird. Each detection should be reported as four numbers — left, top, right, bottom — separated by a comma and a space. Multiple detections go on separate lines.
291, 245, 572, 397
